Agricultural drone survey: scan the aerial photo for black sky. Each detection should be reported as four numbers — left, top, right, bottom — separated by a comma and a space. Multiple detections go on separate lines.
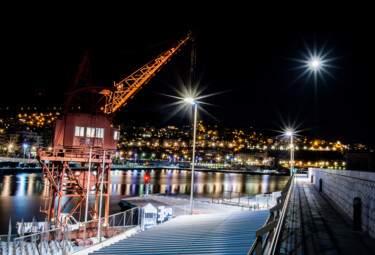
1, 4, 374, 146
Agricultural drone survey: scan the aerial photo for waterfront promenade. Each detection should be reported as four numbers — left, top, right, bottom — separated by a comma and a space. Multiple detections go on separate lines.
280, 176, 375, 254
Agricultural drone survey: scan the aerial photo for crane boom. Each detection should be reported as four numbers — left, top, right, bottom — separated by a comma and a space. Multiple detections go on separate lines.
102, 32, 193, 114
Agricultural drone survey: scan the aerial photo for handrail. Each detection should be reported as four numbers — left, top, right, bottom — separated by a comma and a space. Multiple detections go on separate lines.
37, 147, 113, 159
6, 207, 140, 255
267, 174, 294, 255
248, 173, 295, 255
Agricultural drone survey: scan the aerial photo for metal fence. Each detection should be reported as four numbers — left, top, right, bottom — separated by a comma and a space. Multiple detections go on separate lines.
212, 190, 282, 210
1, 207, 140, 255
248, 174, 295, 255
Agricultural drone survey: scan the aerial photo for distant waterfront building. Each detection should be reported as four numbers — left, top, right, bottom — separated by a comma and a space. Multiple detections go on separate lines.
236, 152, 275, 168
15, 130, 44, 148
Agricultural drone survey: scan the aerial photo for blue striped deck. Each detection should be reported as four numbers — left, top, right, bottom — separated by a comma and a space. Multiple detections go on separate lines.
90, 210, 268, 255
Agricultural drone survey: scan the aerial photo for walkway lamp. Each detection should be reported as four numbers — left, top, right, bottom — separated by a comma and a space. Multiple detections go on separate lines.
23, 143, 28, 159
8, 144, 13, 156
308, 56, 322, 72
285, 131, 294, 176
184, 97, 198, 215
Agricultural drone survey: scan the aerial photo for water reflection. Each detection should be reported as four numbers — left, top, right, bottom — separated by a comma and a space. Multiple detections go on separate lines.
104, 169, 288, 198
0, 169, 289, 234
1, 173, 43, 197
0, 170, 289, 199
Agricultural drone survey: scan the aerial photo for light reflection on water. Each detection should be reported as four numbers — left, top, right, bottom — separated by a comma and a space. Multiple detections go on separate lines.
0, 169, 288, 234
106, 169, 287, 198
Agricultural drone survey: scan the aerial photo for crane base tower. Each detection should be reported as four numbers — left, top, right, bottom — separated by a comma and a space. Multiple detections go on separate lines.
37, 113, 118, 225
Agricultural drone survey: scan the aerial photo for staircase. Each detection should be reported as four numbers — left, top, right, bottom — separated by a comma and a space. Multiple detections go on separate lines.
90, 210, 268, 255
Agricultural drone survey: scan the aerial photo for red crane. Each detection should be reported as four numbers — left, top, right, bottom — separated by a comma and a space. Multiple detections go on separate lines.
37, 31, 194, 226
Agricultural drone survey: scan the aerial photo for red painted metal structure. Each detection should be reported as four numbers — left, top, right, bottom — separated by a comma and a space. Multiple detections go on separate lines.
37, 32, 194, 226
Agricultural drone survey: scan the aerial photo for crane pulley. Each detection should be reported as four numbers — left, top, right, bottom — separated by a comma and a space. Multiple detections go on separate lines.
100, 31, 194, 115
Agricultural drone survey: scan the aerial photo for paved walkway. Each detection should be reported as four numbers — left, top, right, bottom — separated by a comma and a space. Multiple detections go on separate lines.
280, 177, 375, 255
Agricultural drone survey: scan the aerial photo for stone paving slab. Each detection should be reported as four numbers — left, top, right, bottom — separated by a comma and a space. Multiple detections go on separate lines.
280, 177, 375, 255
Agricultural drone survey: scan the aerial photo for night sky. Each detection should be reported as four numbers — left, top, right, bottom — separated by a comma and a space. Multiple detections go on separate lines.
2, 5, 374, 146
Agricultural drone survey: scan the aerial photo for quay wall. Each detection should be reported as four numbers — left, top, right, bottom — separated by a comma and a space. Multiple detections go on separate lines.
0, 156, 37, 163
309, 168, 375, 238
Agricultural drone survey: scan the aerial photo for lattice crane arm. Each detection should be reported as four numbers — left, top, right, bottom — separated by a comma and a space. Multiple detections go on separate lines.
101, 32, 193, 115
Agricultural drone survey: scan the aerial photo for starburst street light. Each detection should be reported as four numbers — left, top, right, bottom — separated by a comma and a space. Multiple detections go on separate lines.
284, 129, 295, 176
182, 97, 198, 215
274, 124, 304, 175
157, 84, 220, 124
158, 80, 224, 214
290, 40, 336, 88
184, 97, 196, 105
308, 57, 322, 71
289, 40, 337, 133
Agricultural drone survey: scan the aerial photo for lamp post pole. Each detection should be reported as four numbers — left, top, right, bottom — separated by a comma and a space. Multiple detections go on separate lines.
290, 134, 294, 176
189, 103, 197, 215
23, 144, 27, 160
98, 150, 105, 242
83, 147, 92, 245
285, 131, 294, 176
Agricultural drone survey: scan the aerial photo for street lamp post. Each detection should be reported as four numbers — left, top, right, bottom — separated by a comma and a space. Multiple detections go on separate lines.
8, 144, 13, 156
185, 97, 198, 215
286, 131, 294, 176
23, 143, 28, 160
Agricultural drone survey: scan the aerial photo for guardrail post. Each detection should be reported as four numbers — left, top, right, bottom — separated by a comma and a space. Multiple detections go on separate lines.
99, 216, 103, 243
130, 208, 134, 226
112, 214, 115, 237
124, 211, 126, 227
62, 226, 66, 255
138, 207, 141, 226
12, 238, 16, 255
255, 236, 262, 255
7, 218, 11, 255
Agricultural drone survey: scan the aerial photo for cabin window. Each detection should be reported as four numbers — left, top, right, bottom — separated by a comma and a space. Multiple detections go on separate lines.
75, 126, 85, 137
114, 131, 120, 140
96, 128, 104, 138
86, 127, 95, 138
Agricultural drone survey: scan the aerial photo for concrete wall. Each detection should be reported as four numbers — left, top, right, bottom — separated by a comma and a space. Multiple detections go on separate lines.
309, 168, 375, 238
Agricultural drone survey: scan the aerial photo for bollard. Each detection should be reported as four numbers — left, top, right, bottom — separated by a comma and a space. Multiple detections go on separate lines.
353, 197, 361, 231
311, 174, 314, 183
319, 179, 322, 192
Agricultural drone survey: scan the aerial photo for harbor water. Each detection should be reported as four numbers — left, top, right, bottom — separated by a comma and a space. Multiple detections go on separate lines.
0, 168, 289, 234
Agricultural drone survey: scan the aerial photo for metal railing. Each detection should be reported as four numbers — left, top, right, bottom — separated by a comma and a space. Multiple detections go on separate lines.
37, 147, 114, 163
212, 190, 281, 210
248, 174, 294, 255
2, 207, 140, 255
